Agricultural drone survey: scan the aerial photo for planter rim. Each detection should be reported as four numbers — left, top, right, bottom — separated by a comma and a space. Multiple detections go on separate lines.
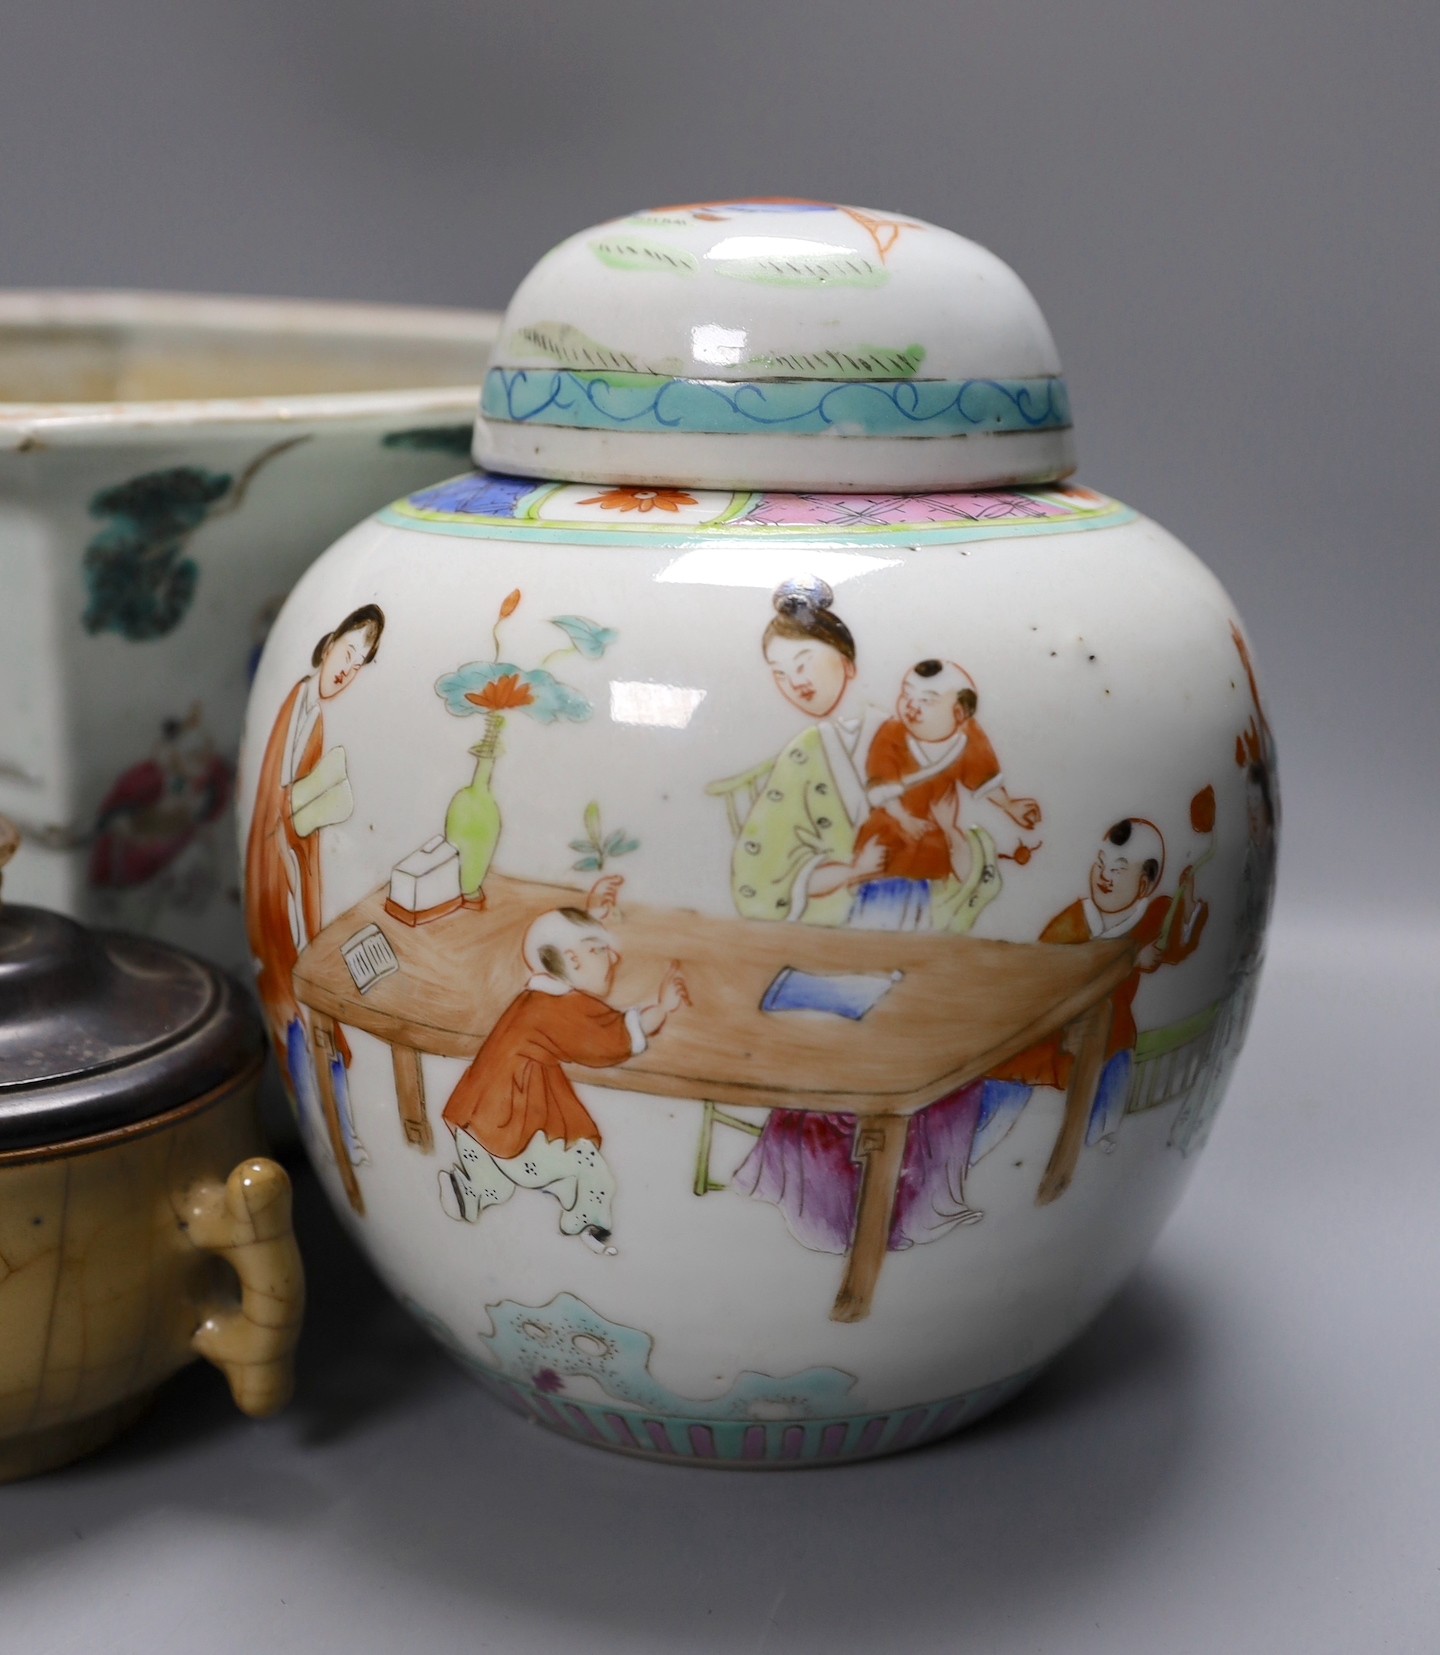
0, 289, 498, 445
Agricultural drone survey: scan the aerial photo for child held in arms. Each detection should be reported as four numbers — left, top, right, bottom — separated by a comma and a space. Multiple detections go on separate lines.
809, 658, 1042, 931
437, 875, 689, 1253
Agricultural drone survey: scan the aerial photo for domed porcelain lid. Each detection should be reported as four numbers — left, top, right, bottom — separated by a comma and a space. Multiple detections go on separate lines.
0, 821, 264, 1153
475, 199, 1074, 494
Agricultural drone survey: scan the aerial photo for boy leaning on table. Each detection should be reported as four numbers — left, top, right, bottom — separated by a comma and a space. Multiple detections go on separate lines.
437, 874, 690, 1253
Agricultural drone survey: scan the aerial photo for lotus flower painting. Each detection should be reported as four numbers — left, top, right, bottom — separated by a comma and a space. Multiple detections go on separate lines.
435, 591, 617, 904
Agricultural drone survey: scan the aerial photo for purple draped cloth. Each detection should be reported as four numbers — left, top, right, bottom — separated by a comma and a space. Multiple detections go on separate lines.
732, 1083, 987, 1254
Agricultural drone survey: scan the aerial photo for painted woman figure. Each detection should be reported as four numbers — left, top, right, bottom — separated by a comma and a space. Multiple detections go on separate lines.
725, 579, 887, 928
717, 582, 1015, 1253
244, 604, 384, 1166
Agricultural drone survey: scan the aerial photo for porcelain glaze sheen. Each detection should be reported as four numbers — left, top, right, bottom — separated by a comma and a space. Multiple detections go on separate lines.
477, 200, 1073, 491
239, 207, 1276, 1467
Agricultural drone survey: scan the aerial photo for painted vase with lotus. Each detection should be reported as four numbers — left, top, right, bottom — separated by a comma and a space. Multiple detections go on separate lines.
434, 590, 607, 908
446, 715, 504, 907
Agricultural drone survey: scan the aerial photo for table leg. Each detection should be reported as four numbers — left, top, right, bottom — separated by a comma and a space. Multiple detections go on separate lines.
392, 1044, 433, 1153
310, 1013, 365, 1216
1036, 999, 1114, 1206
831, 1113, 908, 1324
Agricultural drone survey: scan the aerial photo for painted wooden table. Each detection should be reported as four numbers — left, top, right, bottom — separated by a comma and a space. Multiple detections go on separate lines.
292, 875, 1136, 1321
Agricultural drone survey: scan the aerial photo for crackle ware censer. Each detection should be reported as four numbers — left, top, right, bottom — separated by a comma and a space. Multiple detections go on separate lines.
0, 818, 303, 1482
238, 200, 1277, 1467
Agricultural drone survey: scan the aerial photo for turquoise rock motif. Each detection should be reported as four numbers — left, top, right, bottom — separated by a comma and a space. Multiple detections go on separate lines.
475, 1292, 859, 1420
404, 1291, 1038, 1464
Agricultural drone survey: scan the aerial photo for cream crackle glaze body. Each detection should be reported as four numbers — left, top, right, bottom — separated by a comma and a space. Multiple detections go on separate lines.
238, 201, 1277, 1466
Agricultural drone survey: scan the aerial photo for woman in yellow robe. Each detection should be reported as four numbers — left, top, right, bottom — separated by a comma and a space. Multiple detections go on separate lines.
727, 585, 881, 928
727, 583, 1000, 931
715, 581, 1003, 1253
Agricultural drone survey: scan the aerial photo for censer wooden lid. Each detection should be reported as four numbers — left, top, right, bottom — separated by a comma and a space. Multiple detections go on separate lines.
475, 198, 1074, 493
0, 819, 264, 1153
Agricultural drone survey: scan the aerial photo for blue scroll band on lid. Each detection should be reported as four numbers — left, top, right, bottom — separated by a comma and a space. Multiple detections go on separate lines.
482, 367, 1072, 439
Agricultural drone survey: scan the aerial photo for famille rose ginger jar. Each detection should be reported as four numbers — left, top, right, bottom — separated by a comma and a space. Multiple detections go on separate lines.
237, 201, 1277, 1467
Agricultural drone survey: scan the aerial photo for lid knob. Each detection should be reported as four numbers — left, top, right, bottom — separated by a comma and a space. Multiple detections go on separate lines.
476, 198, 1074, 494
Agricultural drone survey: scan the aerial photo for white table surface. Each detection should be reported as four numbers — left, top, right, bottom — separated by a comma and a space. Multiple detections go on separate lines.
3, 912, 1436, 1655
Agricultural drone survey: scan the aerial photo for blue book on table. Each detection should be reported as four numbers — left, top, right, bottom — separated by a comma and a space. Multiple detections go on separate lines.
760, 967, 903, 1021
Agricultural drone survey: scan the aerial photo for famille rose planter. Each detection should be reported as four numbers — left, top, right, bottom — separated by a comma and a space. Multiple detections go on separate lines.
0, 291, 499, 982
238, 202, 1277, 1467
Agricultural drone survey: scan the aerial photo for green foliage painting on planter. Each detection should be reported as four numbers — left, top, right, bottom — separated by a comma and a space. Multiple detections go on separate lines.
381, 425, 474, 457
81, 438, 306, 642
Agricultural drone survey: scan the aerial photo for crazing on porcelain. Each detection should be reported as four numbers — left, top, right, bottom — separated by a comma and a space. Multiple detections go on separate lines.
0, 1094, 301, 1483
240, 468, 1277, 1460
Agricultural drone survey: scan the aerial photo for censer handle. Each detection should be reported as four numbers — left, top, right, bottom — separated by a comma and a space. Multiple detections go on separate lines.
176, 1158, 306, 1417
0, 814, 18, 905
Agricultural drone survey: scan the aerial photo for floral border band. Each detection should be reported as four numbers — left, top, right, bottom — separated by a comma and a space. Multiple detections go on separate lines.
481, 367, 1072, 439
378, 471, 1136, 548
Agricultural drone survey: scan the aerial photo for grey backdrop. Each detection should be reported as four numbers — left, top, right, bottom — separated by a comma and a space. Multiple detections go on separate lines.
2, 0, 1434, 922
2, 7, 1437, 1653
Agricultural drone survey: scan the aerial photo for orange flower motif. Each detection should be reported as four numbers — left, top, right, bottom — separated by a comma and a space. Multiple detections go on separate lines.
465, 674, 535, 712
1190, 784, 1217, 835
578, 487, 699, 515
1236, 718, 1264, 770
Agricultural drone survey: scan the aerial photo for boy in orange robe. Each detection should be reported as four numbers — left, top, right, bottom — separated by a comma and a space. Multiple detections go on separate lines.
812, 659, 1041, 929
983, 817, 1210, 1156
438, 875, 689, 1253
